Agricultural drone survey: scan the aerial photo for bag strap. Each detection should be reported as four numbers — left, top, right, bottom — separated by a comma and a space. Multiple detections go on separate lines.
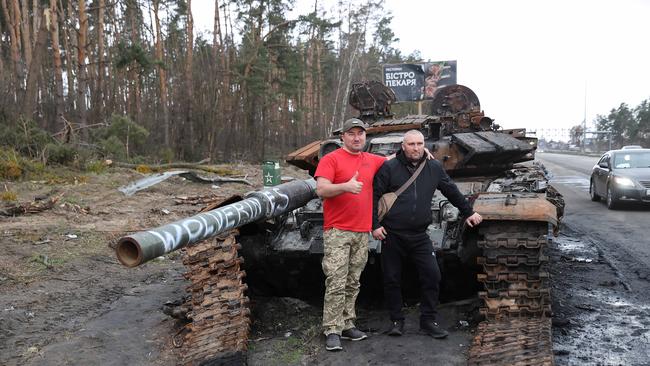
394, 160, 426, 197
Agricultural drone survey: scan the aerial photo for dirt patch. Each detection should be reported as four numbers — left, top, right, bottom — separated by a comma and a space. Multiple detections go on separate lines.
0, 164, 295, 365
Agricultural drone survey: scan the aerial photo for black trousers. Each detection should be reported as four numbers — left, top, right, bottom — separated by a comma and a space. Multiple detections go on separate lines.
381, 230, 441, 322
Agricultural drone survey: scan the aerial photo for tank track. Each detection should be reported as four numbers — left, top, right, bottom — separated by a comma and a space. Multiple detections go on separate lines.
469, 221, 554, 365
181, 233, 250, 365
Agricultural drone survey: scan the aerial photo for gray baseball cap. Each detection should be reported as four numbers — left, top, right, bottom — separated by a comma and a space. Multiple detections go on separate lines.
341, 118, 369, 133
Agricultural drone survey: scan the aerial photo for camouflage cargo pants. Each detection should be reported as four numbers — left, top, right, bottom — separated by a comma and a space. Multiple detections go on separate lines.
321, 228, 368, 335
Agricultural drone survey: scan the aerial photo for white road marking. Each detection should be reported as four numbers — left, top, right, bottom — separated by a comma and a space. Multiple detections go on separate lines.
549, 175, 591, 192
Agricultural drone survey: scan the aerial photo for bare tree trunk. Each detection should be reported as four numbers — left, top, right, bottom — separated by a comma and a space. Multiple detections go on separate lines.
1, 0, 21, 98
153, 0, 170, 146
127, 0, 141, 124
303, 0, 318, 143
304, 41, 313, 147
316, 37, 324, 137
32, 0, 38, 39
49, 0, 65, 130
96, 0, 105, 118
208, 0, 224, 159
62, 0, 76, 110
337, 8, 369, 130
77, 0, 89, 139
221, 1, 235, 161
0, 18, 4, 73
20, 0, 32, 69
212, 0, 223, 63
184, 0, 195, 157
5, 0, 24, 100
22, 6, 49, 119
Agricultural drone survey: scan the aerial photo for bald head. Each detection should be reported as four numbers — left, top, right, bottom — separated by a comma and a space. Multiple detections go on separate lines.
402, 130, 425, 162
403, 130, 424, 143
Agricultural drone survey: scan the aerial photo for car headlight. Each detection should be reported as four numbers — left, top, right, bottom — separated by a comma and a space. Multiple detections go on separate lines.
614, 176, 635, 187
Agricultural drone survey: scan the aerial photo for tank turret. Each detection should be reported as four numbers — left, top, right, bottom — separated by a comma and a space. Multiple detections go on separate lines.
288, 82, 538, 176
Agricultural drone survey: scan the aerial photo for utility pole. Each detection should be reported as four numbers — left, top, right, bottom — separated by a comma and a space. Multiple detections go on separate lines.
582, 81, 587, 153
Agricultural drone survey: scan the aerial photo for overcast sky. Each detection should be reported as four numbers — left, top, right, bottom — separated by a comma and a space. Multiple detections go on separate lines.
193, 0, 650, 139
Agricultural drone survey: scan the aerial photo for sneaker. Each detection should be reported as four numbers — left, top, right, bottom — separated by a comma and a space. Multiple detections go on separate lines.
387, 320, 404, 336
341, 327, 368, 341
420, 321, 449, 339
325, 333, 342, 351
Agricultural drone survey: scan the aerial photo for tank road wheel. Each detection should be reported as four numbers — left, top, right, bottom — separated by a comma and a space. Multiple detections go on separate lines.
590, 180, 601, 202
606, 185, 618, 210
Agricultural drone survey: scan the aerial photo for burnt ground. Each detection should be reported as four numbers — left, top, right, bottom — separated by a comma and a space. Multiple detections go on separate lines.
1, 163, 647, 365
550, 227, 650, 366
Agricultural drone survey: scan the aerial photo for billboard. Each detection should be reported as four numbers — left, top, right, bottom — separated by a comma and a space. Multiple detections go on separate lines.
382, 61, 457, 102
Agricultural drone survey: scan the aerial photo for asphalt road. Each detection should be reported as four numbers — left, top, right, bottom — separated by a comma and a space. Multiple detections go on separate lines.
537, 152, 650, 290
537, 152, 650, 365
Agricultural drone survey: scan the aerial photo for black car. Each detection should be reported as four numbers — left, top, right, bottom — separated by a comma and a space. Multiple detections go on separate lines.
590, 148, 650, 209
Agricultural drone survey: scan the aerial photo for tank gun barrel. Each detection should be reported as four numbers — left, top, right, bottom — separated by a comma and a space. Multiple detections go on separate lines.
115, 178, 317, 267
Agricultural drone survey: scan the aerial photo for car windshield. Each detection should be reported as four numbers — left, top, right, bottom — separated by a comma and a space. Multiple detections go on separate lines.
613, 151, 650, 169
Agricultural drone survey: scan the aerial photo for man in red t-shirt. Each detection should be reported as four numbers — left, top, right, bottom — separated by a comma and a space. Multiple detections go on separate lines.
314, 118, 387, 351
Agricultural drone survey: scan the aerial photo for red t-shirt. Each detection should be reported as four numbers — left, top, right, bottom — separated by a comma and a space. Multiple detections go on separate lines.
314, 148, 386, 232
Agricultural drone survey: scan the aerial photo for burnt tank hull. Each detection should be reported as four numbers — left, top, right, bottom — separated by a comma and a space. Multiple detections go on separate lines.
241, 83, 564, 312
278, 81, 563, 364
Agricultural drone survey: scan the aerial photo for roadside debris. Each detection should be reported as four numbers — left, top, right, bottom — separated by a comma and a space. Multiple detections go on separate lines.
174, 194, 226, 206
0, 192, 62, 217
118, 170, 252, 196
59, 202, 90, 214
150, 208, 171, 215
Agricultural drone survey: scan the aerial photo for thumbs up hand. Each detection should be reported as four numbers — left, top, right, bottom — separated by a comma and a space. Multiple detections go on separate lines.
346, 171, 363, 194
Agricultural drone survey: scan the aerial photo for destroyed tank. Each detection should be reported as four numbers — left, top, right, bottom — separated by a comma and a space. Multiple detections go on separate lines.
115, 80, 564, 365
283, 81, 564, 363
271, 81, 564, 311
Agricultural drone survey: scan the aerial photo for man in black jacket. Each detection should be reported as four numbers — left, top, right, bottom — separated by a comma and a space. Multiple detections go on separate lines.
371, 130, 482, 338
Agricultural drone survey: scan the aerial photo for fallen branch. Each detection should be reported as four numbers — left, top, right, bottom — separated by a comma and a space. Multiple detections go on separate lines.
174, 194, 226, 206
0, 193, 63, 217
108, 158, 211, 171
178, 171, 251, 186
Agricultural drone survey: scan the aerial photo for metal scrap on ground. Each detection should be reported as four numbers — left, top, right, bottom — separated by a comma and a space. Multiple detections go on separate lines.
118, 170, 251, 196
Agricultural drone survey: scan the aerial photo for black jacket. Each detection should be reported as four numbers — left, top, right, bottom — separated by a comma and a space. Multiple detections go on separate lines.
372, 149, 474, 232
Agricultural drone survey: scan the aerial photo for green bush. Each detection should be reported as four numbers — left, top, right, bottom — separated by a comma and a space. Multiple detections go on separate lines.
95, 114, 149, 159
159, 147, 175, 163
1, 191, 17, 202
85, 160, 107, 174
99, 135, 127, 160
0, 148, 24, 179
0, 118, 54, 158
44, 143, 77, 165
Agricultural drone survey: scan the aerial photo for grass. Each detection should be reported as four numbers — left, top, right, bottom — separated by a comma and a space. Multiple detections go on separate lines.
0, 148, 95, 184
18, 229, 111, 278
136, 165, 152, 174
1, 190, 17, 201
269, 320, 322, 365
270, 336, 306, 365
85, 160, 108, 174
30, 254, 65, 269
61, 195, 82, 205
